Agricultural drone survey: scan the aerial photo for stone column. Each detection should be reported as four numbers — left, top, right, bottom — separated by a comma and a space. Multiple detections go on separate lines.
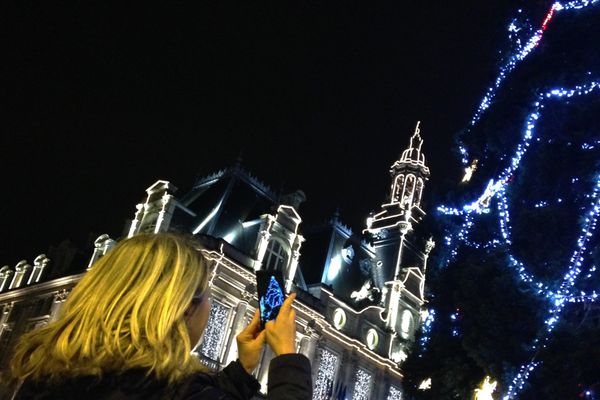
298, 320, 319, 366
9, 260, 30, 290
257, 346, 275, 394
0, 302, 13, 338
285, 249, 301, 293
154, 193, 175, 233
49, 290, 69, 323
223, 291, 252, 365
87, 234, 116, 270
28, 254, 50, 285
128, 203, 145, 237
254, 226, 272, 271
0, 266, 13, 292
372, 368, 389, 399
339, 351, 357, 399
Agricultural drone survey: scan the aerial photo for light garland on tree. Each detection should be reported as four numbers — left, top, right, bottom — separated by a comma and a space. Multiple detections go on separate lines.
409, 2, 600, 396
440, 80, 600, 277
459, 0, 599, 165
438, 79, 600, 398
503, 175, 600, 399
418, 309, 435, 353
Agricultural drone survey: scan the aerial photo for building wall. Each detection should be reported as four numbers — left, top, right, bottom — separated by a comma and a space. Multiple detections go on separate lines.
0, 241, 405, 399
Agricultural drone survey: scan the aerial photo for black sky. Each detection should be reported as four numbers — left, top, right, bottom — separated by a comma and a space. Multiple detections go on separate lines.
2, 2, 521, 265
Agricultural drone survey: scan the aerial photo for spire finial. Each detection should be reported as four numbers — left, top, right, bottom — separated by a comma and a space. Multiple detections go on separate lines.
409, 121, 423, 154
235, 150, 244, 168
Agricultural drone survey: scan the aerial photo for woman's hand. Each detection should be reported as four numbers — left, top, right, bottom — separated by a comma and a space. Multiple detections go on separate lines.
236, 309, 266, 374
265, 292, 297, 356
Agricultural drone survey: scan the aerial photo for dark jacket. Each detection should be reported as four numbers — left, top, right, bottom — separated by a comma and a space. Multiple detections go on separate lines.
15, 354, 312, 400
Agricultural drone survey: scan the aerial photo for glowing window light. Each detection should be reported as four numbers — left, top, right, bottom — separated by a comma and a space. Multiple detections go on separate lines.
352, 369, 373, 400
313, 348, 339, 400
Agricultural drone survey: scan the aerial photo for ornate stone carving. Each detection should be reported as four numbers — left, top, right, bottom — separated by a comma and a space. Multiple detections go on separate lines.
425, 237, 436, 255
304, 319, 317, 337
2, 302, 13, 315
240, 290, 254, 303
54, 289, 69, 303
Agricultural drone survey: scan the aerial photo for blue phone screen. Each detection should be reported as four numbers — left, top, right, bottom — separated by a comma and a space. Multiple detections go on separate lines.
257, 273, 285, 327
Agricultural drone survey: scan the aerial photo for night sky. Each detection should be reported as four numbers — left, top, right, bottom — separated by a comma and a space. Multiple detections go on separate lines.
2, 2, 520, 265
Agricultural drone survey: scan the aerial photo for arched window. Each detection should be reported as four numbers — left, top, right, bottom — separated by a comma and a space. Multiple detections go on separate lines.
264, 240, 288, 272
400, 309, 414, 339
393, 174, 405, 202
414, 178, 424, 206
403, 175, 416, 206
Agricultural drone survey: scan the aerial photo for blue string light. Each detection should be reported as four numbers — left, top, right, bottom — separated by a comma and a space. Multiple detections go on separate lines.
437, 79, 600, 398
417, 3, 600, 395
434, 3, 600, 394
418, 309, 436, 354
458, 0, 600, 165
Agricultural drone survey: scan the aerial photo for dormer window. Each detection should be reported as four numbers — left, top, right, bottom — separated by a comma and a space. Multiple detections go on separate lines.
264, 240, 288, 272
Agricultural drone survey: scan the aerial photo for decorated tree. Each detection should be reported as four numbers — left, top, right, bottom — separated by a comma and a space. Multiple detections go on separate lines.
404, 2, 600, 399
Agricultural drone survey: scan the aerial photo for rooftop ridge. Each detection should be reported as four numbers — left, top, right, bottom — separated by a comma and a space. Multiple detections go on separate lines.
193, 165, 277, 200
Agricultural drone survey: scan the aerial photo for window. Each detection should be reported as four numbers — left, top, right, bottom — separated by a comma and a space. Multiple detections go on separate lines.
198, 301, 230, 364
264, 240, 288, 272
313, 348, 339, 400
353, 369, 373, 400
366, 328, 379, 350
333, 308, 347, 330
387, 385, 403, 400
400, 310, 414, 339
393, 174, 405, 202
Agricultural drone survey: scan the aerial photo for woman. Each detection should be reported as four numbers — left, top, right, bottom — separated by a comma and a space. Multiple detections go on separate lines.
11, 233, 312, 399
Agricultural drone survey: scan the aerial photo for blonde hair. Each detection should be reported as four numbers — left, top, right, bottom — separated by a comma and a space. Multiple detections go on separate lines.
11, 233, 210, 383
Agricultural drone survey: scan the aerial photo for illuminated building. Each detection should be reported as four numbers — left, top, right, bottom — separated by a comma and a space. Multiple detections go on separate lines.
0, 124, 433, 399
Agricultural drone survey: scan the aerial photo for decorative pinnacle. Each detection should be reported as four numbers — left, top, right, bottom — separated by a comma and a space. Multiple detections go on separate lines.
409, 121, 423, 154
393, 121, 428, 171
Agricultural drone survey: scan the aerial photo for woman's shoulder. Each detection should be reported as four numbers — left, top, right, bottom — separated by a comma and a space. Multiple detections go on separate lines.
177, 371, 230, 400
16, 370, 172, 400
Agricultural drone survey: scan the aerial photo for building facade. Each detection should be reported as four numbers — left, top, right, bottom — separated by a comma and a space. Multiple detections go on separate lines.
0, 123, 433, 399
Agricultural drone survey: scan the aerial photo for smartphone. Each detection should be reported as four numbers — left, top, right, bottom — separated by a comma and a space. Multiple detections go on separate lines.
255, 270, 286, 328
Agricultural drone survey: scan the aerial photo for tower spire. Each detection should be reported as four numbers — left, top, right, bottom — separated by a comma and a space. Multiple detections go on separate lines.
388, 122, 430, 210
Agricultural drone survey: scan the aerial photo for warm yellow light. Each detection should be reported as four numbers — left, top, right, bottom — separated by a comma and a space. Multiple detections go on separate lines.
418, 377, 431, 390
474, 376, 497, 400
461, 159, 479, 183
